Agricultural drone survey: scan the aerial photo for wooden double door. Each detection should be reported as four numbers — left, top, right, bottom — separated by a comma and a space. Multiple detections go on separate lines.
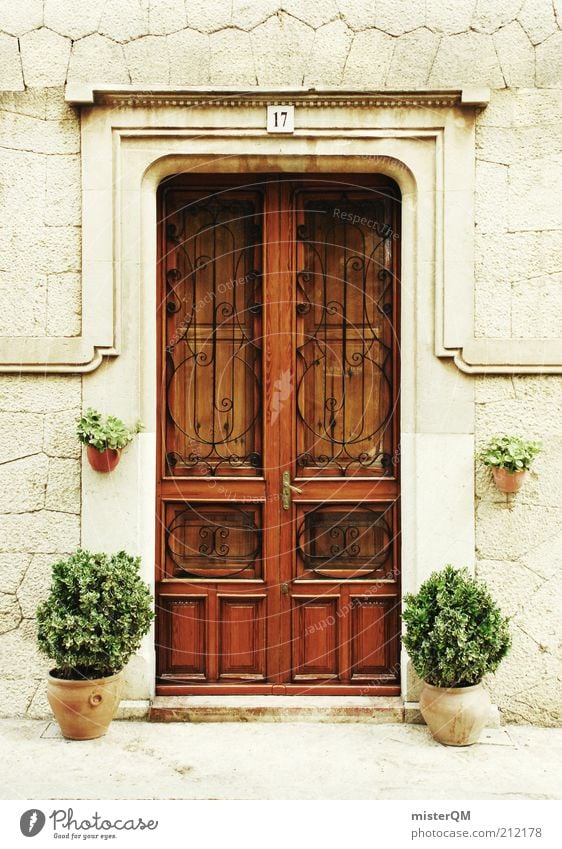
156, 174, 401, 695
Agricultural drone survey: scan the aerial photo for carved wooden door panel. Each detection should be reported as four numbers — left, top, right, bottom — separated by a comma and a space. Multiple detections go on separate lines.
156, 175, 400, 695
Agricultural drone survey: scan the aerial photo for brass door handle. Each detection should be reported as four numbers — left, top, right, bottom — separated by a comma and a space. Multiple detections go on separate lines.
282, 470, 303, 510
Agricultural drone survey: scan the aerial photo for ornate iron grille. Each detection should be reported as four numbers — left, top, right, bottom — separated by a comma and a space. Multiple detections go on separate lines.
295, 194, 397, 476
297, 505, 393, 579
164, 191, 263, 476
166, 504, 262, 578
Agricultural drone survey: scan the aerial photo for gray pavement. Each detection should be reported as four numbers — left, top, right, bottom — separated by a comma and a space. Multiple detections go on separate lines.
1, 720, 561, 800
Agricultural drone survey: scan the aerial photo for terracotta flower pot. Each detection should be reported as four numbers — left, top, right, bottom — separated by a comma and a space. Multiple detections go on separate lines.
419, 681, 491, 746
47, 670, 123, 740
491, 467, 527, 493
86, 444, 121, 473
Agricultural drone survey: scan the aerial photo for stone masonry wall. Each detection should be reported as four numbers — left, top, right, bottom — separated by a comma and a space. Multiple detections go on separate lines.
0, 1, 560, 723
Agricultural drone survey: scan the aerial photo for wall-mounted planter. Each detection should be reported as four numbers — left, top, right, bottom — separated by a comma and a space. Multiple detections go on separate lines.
77, 408, 143, 474
491, 467, 527, 494
86, 445, 121, 473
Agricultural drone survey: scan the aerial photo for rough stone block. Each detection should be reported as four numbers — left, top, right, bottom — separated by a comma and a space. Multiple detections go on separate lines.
0, 111, 80, 154
512, 274, 562, 339
167, 29, 209, 85
0, 413, 43, 465
386, 28, 440, 88
99, 0, 149, 42
0, 592, 21, 633
27, 682, 51, 719
0, 225, 79, 278
517, 0, 558, 45
375, 0, 426, 36
148, 0, 187, 34
45, 458, 80, 514
475, 161, 509, 234
0, 454, 48, 514
488, 626, 562, 725
536, 32, 562, 87
17, 553, 61, 619
67, 34, 130, 85
209, 29, 255, 85
0, 375, 81, 414
45, 87, 77, 121
282, 0, 339, 29
494, 21, 535, 88
0, 272, 47, 337
474, 278, 511, 338
0, 1, 43, 36
43, 410, 81, 459
509, 156, 562, 231
475, 230, 562, 290
474, 376, 516, 403
0, 619, 49, 677
429, 31, 504, 87
476, 559, 542, 618
20, 27, 72, 88
476, 392, 561, 441
476, 502, 562, 561
0, 554, 31, 595
0, 33, 24, 91
44, 156, 81, 227
472, 0, 522, 34
36, 227, 82, 274
47, 273, 82, 337
44, 0, 104, 39
0, 679, 38, 717
186, 0, 232, 32
511, 374, 562, 401
0, 147, 46, 225
0, 511, 80, 554
305, 20, 354, 86
522, 527, 562, 581
252, 14, 314, 86
425, 0, 474, 34
232, 0, 282, 31
477, 124, 562, 166
0, 87, 48, 118
125, 34, 170, 84
335, 0, 377, 30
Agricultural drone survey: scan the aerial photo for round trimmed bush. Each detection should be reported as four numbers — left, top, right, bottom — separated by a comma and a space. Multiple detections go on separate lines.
36, 549, 154, 680
402, 565, 511, 688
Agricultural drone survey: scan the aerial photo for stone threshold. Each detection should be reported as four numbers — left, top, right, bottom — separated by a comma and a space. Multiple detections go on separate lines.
148, 695, 411, 724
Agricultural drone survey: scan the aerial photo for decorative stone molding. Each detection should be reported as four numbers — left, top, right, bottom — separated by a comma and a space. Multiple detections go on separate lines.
0, 85, 559, 374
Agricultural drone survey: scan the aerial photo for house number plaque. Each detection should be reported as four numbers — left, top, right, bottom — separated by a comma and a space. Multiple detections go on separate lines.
266, 105, 295, 134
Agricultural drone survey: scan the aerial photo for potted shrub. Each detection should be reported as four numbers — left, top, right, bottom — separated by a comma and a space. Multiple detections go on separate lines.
77, 408, 143, 472
36, 549, 153, 740
480, 434, 541, 494
403, 565, 511, 746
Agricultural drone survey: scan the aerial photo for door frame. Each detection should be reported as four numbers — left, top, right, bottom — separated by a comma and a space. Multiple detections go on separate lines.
79, 95, 477, 707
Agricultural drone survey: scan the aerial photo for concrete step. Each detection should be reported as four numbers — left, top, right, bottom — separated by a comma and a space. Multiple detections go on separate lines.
149, 695, 405, 723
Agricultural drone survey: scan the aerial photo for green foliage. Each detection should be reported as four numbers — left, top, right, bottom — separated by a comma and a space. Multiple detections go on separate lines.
36, 549, 154, 680
480, 434, 541, 473
402, 565, 511, 688
77, 408, 143, 451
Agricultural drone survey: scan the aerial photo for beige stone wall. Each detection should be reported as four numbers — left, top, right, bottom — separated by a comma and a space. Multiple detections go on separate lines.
0, 1, 560, 723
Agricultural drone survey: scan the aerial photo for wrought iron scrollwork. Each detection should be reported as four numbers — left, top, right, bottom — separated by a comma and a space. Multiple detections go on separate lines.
166, 504, 261, 578
164, 191, 263, 475
297, 505, 393, 578
295, 194, 397, 476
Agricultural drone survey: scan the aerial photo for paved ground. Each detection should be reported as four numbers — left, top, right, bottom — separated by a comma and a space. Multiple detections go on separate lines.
1, 720, 562, 800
